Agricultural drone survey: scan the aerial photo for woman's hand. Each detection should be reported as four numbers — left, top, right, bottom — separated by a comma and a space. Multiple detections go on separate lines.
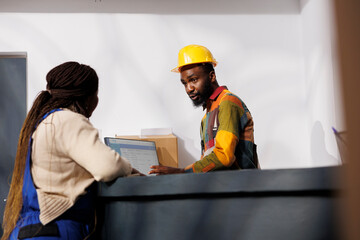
131, 168, 146, 176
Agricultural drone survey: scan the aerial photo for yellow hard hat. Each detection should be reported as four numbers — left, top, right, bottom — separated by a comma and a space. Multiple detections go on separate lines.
171, 44, 217, 73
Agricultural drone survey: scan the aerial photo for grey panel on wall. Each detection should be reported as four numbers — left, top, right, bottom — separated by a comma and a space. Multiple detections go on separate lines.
0, 56, 26, 235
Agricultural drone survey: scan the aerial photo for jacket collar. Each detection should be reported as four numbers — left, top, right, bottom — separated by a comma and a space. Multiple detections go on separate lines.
210, 86, 227, 101
203, 86, 228, 111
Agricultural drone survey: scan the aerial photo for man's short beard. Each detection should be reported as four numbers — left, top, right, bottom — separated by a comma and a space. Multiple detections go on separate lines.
191, 80, 213, 108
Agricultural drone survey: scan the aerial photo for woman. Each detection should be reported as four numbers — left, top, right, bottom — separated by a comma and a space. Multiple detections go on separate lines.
2, 62, 139, 239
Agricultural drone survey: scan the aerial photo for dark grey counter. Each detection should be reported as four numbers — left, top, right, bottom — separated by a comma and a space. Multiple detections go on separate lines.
96, 166, 342, 240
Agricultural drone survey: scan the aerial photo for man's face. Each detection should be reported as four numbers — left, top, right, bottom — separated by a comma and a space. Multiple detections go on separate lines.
180, 65, 213, 107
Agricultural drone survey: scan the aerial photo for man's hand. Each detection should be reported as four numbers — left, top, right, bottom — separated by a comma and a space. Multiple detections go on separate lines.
148, 165, 185, 175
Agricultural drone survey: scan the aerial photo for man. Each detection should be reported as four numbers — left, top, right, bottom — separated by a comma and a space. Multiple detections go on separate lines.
149, 44, 258, 175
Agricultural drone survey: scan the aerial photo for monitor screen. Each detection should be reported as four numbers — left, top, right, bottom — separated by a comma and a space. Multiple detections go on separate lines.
104, 137, 159, 176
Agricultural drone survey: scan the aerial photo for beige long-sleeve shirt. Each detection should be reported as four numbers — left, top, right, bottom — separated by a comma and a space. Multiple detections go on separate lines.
31, 109, 132, 225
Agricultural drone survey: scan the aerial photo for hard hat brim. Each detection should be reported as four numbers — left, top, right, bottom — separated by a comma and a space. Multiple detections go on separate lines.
171, 61, 217, 73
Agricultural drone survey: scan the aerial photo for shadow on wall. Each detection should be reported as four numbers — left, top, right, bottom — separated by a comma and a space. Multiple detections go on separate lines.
175, 136, 198, 168
0, 0, 301, 14
311, 121, 340, 166
300, 0, 312, 11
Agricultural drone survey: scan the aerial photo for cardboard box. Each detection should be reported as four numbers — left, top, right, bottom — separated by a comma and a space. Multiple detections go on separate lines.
115, 134, 178, 167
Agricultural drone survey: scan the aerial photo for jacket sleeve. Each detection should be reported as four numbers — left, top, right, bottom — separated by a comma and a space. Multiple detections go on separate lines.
58, 111, 132, 181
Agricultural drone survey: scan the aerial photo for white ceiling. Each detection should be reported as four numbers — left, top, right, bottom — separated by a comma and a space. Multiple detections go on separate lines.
0, 0, 300, 14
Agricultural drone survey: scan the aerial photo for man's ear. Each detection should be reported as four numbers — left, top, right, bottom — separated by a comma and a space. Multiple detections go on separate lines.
209, 71, 216, 83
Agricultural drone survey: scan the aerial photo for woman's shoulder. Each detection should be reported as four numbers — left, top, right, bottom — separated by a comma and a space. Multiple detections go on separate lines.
52, 108, 87, 120
44, 108, 91, 128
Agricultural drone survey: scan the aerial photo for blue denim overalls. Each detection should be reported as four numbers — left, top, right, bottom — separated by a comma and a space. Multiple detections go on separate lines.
9, 109, 96, 239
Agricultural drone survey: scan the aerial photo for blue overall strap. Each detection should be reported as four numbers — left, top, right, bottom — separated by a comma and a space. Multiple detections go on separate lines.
22, 108, 63, 212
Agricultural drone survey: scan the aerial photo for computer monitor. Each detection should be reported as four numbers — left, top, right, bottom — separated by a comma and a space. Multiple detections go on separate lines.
104, 137, 159, 176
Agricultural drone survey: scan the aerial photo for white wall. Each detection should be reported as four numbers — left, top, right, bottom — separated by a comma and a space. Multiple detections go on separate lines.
300, 0, 344, 167
0, 2, 342, 169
